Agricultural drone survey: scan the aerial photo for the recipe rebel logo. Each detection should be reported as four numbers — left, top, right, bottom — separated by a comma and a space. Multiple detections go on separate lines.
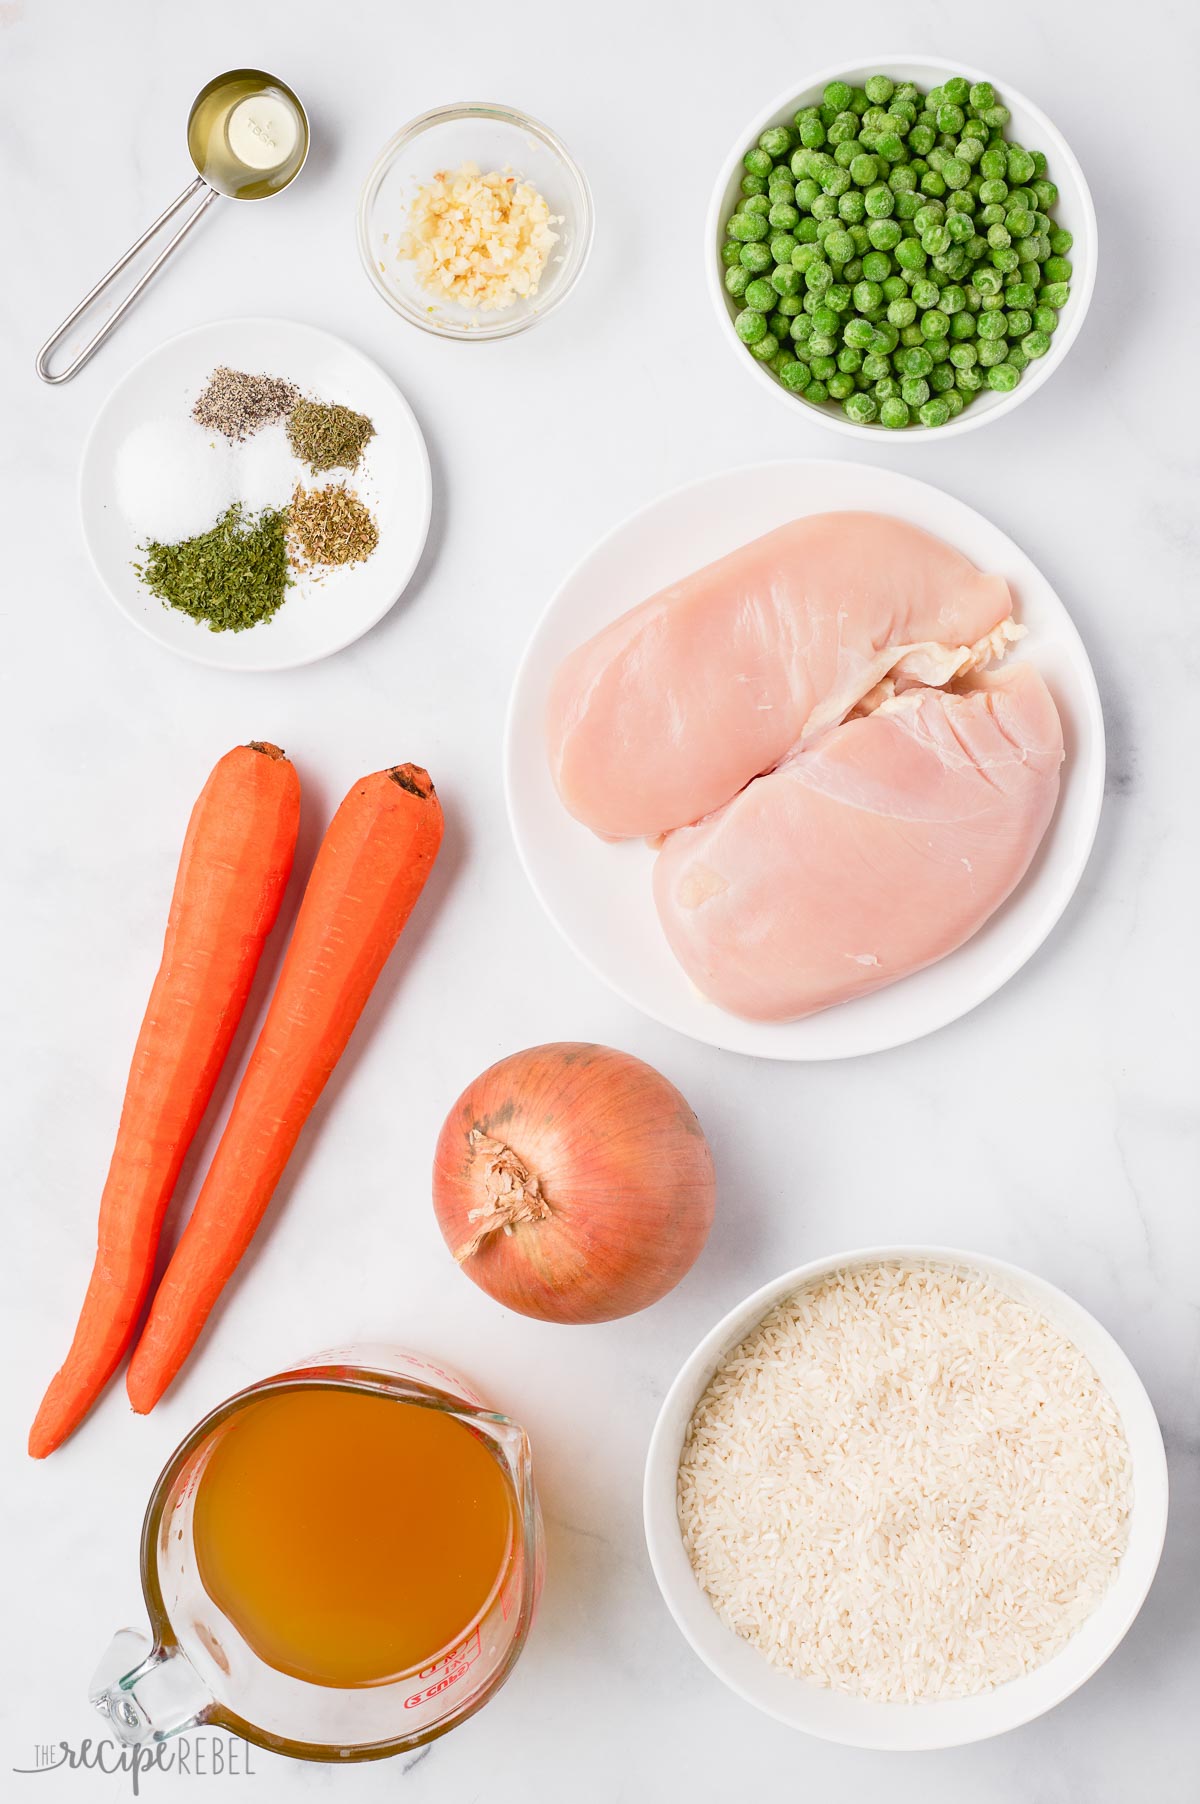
13, 1736, 255, 1793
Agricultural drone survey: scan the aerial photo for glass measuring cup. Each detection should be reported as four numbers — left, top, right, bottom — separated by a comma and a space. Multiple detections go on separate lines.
90, 1349, 543, 1762
36, 69, 309, 384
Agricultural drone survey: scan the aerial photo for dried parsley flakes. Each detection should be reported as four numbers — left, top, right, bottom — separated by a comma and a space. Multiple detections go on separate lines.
287, 399, 376, 473
135, 504, 292, 632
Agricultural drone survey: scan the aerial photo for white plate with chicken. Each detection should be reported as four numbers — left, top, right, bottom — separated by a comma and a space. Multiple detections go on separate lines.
504, 460, 1103, 1060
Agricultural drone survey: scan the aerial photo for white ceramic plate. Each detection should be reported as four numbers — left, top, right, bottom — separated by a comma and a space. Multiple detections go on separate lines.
643, 1245, 1168, 1750
707, 57, 1098, 441
505, 461, 1104, 1060
79, 318, 432, 671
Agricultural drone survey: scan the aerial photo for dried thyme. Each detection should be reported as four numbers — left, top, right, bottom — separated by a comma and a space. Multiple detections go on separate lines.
135, 504, 291, 632
192, 367, 300, 440
289, 484, 379, 568
287, 399, 376, 473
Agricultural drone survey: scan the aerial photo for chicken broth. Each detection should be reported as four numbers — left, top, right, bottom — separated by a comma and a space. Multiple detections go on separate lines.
192, 1385, 516, 1688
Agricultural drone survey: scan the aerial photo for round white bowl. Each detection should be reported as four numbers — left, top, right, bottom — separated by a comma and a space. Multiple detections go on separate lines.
644, 1246, 1166, 1750
707, 58, 1097, 440
358, 103, 594, 340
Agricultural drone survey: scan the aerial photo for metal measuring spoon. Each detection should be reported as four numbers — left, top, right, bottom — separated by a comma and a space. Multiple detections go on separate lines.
36, 70, 309, 384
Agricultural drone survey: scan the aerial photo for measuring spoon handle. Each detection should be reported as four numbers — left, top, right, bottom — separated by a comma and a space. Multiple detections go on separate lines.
36, 176, 220, 385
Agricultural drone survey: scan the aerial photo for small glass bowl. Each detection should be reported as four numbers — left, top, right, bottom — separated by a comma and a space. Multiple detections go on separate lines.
357, 103, 594, 341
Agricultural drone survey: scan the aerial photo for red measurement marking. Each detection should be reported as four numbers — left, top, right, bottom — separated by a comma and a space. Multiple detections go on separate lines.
403, 1630, 481, 1710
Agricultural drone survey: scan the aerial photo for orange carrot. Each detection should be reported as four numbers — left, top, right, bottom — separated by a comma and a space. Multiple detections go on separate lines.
126, 764, 444, 1412
29, 744, 301, 1458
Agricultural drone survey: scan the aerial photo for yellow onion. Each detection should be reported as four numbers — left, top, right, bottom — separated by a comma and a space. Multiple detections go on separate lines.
432, 1043, 716, 1324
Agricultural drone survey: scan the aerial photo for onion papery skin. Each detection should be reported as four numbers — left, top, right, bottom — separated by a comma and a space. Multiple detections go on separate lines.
432, 1043, 716, 1324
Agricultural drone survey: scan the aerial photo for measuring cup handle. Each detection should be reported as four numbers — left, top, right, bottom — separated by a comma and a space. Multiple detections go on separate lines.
90, 1628, 213, 1746
35, 177, 220, 385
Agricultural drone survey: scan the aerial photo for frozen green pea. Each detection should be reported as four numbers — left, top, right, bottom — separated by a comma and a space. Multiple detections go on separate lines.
838, 189, 867, 223
930, 364, 956, 392
918, 396, 950, 426
789, 316, 813, 343
770, 232, 798, 264
1006, 146, 1035, 184
897, 345, 933, 376
827, 282, 854, 309
808, 336, 836, 360
1048, 226, 1073, 256
922, 224, 951, 256
869, 321, 900, 354
769, 201, 800, 231
1005, 307, 1032, 338
744, 147, 773, 177
741, 241, 773, 272
1006, 345, 1029, 373
824, 80, 853, 111
853, 279, 883, 312
987, 222, 1011, 250
977, 338, 1007, 366
827, 370, 855, 399
721, 240, 743, 267
888, 296, 917, 326
775, 292, 804, 316
949, 340, 977, 367
749, 332, 780, 362
725, 264, 750, 298
810, 302, 839, 334
874, 374, 900, 398
729, 211, 770, 242
1043, 255, 1072, 284
741, 173, 768, 197
806, 380, 829, 403
1032, 304, 1057, 333
895, 237, 927, 271
920, 308, 949, 339
895, 191, 922, 219
942, 387, 965, 416
779, 359, 812, 391
828, 111, 860, 145
880, 395, 910, 428
743, 193, 771, 215
976, 309, 1007, 340
889, 165, 917, 193
1034, 179, 1060, 210
877, 134, 907, 163
859, 251, 890, 282
864, 74, 894, 104
794, 177, 821, 211
946, 209, 974, 243
744, 277, 776, 311
833, 138, 861, 169
811, 191, 838, 220
1041, 281, 1070, 308
910, 277, 939, 310
936, 103, 965, 135
735, 308, 768, 344
843, 316, 875, 348
1006, 207, 1035, 239
901, 375, 930, 406
980, 146, 1006, 181
942, 157, 970, 189
824, 228, 855, 263
974, 265, 1002, 295
867, 217, 903, 250
992, 246, 1020, 274
863, 183, 895, 219
849, 153, 879, 186
795, 217, 820, 243
759, 124, 795, 158
899, 323, 924, 347
1005, 280, 1037, 309
984, 104, 1011, 129
939, 284, 965, 314
882, 274, 908, 301
799, 115, 826, 149
987, 361, 1021, 392
861, 352, 891, 381
957, 134, 984, 163
909, 122, 936, 156
849, 222, 871, 252
1030, 151, 1048, 176
837, 345, 863, 373
1021, 329, 1051, 358
969, 81, 995, 112
843, 389, 878, 423
920, 170, 946, 197
772, 263, 803, 296
950, 310, 977, 338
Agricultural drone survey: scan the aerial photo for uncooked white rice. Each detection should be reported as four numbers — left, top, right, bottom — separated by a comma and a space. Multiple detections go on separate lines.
677, 1262, 1132, 1702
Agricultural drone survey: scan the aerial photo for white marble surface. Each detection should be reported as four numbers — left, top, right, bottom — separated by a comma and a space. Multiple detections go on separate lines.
3, 1, 1198, 1798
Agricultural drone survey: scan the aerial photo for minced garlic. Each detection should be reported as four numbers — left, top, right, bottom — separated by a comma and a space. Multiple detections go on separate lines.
396, 163, 559, 312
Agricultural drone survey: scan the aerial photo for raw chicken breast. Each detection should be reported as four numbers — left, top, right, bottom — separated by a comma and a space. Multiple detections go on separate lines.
652, 663, 1064, 1022
547, 514, 1013, 840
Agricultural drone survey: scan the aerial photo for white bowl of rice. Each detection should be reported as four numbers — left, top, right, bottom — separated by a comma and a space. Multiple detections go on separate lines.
644, 1247, 1166, 1749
